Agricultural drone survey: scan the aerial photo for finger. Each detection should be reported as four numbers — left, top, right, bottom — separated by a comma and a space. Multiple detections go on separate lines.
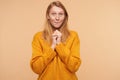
54, 30, 62, 36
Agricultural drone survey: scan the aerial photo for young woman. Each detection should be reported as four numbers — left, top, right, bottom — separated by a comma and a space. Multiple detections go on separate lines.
30, 1, 81, 80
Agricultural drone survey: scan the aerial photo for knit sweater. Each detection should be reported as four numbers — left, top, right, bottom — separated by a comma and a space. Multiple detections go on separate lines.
30, 31, 81, 80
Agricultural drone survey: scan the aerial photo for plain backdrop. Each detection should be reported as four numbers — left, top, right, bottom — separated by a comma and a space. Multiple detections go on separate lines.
0, 0, 120, 80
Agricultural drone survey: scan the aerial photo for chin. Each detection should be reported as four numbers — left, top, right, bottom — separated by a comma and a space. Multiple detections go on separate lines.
53, 27, 60, 29
54, 25, 61, 29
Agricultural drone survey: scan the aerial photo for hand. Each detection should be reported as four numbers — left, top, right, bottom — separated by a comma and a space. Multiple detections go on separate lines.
51, 30, 62, 50
51, 33, 57, 50
54, 30, 62, 44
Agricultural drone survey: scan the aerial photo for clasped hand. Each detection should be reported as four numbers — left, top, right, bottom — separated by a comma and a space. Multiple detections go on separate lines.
51, 30, 62, 49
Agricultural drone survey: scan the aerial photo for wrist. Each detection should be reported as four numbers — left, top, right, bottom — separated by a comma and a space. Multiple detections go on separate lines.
51, 44, 56, 50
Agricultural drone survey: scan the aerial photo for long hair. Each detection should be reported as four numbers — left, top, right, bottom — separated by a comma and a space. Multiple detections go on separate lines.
43, 1, 70, 45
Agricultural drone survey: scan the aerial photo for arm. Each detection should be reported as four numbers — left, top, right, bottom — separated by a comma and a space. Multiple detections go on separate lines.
30, 33, 56, 74
55, 32, 81, 73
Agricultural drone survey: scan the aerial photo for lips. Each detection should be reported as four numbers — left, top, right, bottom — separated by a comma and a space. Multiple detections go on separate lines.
53, 22, 61, 27
54, 22, 60, 25
54, 22, 60, 23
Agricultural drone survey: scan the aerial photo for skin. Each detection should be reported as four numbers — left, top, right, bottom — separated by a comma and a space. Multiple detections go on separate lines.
48, 6, 65, 29
47, 6, 65, 50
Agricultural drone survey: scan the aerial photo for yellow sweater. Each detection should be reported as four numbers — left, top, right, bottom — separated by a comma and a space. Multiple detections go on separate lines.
30, 31, 81, 80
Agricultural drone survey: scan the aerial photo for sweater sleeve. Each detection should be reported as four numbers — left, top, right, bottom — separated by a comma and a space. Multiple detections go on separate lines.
55, 32, 81, 73
30, 33, 56, 74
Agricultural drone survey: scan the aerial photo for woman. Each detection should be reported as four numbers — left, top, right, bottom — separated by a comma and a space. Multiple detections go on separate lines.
30, 1, 81, 80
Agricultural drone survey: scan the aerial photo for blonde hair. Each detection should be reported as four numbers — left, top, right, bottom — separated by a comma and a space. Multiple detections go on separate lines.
43, 1, 70, 45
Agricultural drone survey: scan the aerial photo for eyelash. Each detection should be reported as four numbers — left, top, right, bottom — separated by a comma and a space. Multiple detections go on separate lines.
52, 13, 56, 15
51, 13, 64, 16
59, 13, 64, 15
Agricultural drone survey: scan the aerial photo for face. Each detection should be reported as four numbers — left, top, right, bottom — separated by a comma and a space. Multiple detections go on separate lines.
48, 6, 65, 29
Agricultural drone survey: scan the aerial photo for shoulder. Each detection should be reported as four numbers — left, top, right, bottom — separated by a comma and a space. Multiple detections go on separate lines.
69, 30, 80, 41
65, 30, 80, 44
69, 30, 79, 37
32, 31, 43, 39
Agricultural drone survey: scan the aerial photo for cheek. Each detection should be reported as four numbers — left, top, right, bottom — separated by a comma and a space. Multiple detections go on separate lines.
61, 15, 65, 19
49, 16, 55, 21
60, 16, 65, 21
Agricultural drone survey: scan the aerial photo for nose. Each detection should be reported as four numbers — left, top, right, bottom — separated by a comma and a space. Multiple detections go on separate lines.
55, 15, 60, 20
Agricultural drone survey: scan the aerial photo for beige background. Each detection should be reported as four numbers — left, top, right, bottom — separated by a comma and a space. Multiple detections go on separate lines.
0, 0, 120, 80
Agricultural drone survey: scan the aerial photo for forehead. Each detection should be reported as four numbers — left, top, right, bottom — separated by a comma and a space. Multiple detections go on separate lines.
49, 6, 64, 13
